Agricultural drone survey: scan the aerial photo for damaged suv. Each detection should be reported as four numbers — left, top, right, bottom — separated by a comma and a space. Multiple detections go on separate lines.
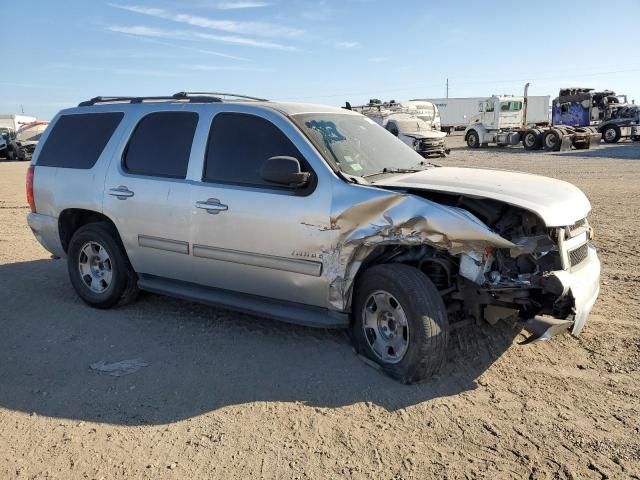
27, 93, 600, 383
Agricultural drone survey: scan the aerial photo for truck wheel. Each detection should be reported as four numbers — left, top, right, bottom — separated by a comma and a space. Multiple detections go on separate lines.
602, 125, 621, 143
542, 129, 562, 151
351, 264, 449, 384
523, 129, 542, 150
67, 222, 139, 309
466, 130, 480, 148
6, 148, 16, 161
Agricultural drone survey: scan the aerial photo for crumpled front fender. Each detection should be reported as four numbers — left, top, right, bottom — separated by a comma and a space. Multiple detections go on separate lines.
321, 187, 514, 311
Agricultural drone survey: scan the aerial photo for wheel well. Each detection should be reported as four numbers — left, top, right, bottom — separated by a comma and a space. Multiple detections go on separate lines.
350, 245, 458, 309
58, 209, 121, 253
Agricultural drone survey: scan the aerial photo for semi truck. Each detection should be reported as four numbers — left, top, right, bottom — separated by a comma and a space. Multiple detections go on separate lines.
346, 99, 449, 157
412, 95, 550, 133
553, 88, 640, 143
463, 84, 604, 151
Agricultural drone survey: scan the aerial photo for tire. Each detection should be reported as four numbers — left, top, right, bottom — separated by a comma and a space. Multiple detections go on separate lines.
351, 264, 449, 384
67, 222, 139, 309
466, 130, 480, 148
602, 124, 621, 143
542, 128, 562, 151
6, 148, 16, 161
522, 129, 541, 150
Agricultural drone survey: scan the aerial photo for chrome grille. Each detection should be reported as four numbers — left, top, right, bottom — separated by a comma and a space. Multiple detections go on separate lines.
569, 243, 589, 267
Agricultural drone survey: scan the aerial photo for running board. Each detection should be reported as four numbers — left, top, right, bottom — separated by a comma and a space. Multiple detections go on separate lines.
519, 315, 574, 344
137, 275, 349, 329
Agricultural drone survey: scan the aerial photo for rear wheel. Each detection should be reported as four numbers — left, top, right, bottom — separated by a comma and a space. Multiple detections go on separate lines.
351, 264, 449, 384
602, 124, 621, 143
542, 129, 562, 151
523, 129, 541, 150
67, 223, 138, 309
466, 130, 480, 148
6, 148, 16, 161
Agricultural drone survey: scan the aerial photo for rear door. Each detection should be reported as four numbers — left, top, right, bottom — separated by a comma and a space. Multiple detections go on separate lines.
103, 108, 199, 281
188, 109, 335, 307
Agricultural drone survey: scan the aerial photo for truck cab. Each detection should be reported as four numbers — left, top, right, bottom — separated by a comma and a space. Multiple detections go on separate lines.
468, 96, 524, 131
465, 96, 525, 147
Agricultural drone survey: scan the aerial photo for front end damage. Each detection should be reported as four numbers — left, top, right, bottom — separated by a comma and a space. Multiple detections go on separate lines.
404, 132, 450, 158
323, 188, 600, 343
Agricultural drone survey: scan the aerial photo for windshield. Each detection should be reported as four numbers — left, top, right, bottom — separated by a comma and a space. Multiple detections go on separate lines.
292, 113, 427, 177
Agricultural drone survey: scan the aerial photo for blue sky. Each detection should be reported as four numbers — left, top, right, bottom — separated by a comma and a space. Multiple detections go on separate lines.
4, 0, 640, 120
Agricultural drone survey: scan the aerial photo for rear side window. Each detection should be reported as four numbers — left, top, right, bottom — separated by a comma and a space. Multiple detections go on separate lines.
123, 111, 198, 179
37, 112, 123, 169
203, 113, 303, 187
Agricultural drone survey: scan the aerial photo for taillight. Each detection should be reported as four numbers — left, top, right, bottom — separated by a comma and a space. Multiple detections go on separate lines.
26, 165, 36, 213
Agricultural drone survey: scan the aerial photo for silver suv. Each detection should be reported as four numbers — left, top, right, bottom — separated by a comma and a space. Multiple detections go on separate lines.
26, 92, 601, 383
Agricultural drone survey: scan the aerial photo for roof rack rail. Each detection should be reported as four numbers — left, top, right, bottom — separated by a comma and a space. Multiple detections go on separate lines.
77, 93, 223, 107
174, 91, 268, 102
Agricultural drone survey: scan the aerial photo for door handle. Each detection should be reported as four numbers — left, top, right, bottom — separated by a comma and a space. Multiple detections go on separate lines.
195, 198, 228, 214
108, 186, 135, 199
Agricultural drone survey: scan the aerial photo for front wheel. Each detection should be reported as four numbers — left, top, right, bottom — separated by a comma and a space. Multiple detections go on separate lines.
466, 130, 480, 148
602, 124, 621, 143
351, 264, 449, 384
67, 222, 139, 309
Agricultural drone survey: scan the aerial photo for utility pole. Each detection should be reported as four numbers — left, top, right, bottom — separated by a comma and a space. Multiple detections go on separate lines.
20, 104, 24, 114
446, 78, 449, 99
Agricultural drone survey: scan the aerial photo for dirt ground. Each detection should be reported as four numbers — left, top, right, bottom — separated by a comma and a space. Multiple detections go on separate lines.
0, 137, 639, 479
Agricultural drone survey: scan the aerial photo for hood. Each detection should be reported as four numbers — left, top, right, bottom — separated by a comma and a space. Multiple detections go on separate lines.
401, 130, 447, 140
373, 167, 591, 227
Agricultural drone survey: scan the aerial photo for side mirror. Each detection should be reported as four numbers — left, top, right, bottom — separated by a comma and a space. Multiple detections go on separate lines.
260, 156, 311, 188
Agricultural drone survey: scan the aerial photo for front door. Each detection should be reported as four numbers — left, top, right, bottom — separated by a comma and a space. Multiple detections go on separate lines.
481, 100, 497, 128
189, 111, 334, 307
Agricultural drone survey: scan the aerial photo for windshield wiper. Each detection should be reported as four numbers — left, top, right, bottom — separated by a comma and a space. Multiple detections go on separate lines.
362, 167, 423, 179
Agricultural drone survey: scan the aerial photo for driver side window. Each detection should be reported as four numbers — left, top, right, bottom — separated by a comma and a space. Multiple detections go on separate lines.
203, 112, 309, 188
485, 101, 495, 113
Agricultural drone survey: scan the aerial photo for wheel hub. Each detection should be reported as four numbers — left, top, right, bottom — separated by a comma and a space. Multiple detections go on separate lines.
78, 241, 112, 293
362, 290, 409, 364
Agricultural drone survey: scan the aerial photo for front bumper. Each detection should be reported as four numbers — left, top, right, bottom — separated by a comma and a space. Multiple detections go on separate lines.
27, 212, 65, 258
549, 243, 601, 336
416, 141, 449, 157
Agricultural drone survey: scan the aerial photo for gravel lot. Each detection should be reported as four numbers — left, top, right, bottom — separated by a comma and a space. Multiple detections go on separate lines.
1, 137, 639, 479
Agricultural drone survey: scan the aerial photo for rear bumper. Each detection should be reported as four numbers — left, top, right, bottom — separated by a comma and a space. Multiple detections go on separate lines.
549, 243, 600, 336
27, 212, 65, 258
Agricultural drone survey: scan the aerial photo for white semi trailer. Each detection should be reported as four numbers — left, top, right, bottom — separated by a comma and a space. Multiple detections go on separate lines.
413, 95, 550, 133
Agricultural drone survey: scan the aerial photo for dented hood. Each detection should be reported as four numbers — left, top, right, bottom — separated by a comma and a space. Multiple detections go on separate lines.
374, 167, 591, 227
